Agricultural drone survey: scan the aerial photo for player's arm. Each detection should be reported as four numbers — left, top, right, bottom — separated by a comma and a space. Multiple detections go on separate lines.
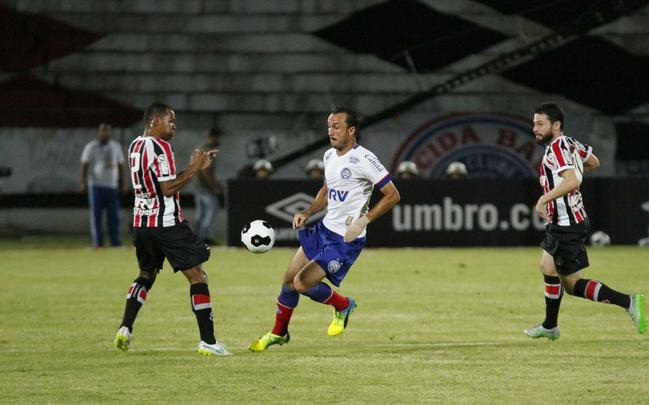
366, 181, 400, 222
583, 153, 600, 172
344, 181, 400, 242
293, 183, 328, 229
535, 169, 580, 221
159, 149, 218, 197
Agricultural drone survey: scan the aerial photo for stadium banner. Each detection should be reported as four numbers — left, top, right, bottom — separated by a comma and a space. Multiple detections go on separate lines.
360, 111, 594, 179
227, 178, 649, 247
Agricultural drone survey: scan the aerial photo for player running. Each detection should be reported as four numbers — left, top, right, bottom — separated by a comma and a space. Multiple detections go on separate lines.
525, 102, 646, 340
249, 107, 400, 352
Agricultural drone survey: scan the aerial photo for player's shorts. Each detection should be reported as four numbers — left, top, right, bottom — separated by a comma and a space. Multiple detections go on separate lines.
298, 220, 365, 287
541, 219, 590, 275
133, 221, 210, 273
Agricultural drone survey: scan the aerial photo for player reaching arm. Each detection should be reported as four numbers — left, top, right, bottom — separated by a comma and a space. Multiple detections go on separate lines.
293, 183, 328, 229
249, 107, 400, 352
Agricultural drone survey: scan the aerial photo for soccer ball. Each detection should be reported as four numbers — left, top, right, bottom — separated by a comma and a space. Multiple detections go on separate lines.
590, 230, 611, 247
241, 220, 275, 253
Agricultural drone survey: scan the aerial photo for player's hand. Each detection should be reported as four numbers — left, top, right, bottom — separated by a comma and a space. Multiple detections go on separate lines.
344, 215, 370, 242
292, 212, 309, 229
189, 149, 203, 171
201, 149, 219, 170
535, 196, 550, 222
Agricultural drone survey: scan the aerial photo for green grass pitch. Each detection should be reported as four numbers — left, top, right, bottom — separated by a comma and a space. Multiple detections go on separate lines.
1, 239, 648, 403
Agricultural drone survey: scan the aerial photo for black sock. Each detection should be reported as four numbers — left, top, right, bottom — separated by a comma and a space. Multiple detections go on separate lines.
120, 277, 153, 332
573, 279, 630, 309
542, 275, 563, 329
190, 283, 216, 345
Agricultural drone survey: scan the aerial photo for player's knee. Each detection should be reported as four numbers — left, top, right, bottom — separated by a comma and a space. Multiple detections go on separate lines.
560, 279, 577, 295
184, 267, 207, 284
292, 275, 308, 294
139, 270, 157, 285
539, 263, 557, 276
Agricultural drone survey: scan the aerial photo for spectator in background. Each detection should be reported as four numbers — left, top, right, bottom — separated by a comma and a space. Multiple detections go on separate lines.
397, 160, 419, 179
253, 159, 274, 179
193, 128, 225, 246
306, 159, 325, 179
446, 161, 468, 179
80, 123, 126, 248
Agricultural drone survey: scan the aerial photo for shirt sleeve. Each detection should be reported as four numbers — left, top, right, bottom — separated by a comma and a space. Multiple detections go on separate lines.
550, 138, 574, 174
80, 142, 93, 163
152, 139, 176, 181
360, 151, 392, 189
571, 137, 593, 163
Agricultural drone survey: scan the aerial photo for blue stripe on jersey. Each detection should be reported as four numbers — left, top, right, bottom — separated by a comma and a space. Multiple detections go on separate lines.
375, 174, 392, 189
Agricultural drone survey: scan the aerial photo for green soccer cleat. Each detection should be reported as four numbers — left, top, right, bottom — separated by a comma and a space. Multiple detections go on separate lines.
629, 293, 647, 334
328, 297, 356, 337
114, 326, 132, 351
524, 324, 560, 341
248, 331, 290, 352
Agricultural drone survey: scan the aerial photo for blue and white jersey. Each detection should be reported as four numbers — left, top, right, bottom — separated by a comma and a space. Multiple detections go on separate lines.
322, 144, 392, 237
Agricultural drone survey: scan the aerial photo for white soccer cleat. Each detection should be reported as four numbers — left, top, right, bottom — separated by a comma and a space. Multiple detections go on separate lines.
114, 326, 132, 351
524, 324, 560, 341
198, 340, 232, 356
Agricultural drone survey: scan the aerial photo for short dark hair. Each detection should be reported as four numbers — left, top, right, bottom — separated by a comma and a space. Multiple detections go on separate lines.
331, 106, 360, 136
143, 102, 172, 125
534, 102, 565, 130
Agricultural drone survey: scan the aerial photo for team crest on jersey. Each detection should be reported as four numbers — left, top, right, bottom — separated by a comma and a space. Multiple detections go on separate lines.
327, 259, 342, 273
391, 113, 544, 177
340, 167, 352, 179
158, 154, 170, 175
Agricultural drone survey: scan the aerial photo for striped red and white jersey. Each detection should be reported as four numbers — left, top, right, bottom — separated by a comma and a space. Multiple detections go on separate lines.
128, 135, 185, 227
539, 135, 592, 226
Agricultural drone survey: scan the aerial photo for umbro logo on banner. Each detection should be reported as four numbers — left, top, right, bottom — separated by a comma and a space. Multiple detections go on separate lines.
265, 192, 326, 224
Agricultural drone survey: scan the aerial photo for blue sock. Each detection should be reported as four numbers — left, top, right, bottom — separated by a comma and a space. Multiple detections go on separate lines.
278, 284, 299, 308
303, 282, 333, 303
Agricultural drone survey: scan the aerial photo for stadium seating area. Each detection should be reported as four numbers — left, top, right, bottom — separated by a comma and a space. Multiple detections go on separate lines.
2, 0, 648, 131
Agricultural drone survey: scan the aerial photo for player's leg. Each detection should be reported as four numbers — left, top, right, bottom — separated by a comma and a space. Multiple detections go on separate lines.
106, 187, 122, 247
182, 266, 231, 356
248, 247, 308, 352
294, 262, 356, 337
154, 221, 227, 355
115, 269, 157, 351
294, 262, 349, 312
525, 250, 563, 340
88, 185, 103, 247
115, 227, 161, 351
560, 272, 646, 334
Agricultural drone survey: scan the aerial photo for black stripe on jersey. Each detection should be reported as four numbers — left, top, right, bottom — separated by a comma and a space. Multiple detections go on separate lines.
559, 138, 569, 153
563, 195, 576, 225
544, 163, 557, 223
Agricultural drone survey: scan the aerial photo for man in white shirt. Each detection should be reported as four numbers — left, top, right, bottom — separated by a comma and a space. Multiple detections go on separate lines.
249, 107, 401, 352
80, 123, 126, 247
